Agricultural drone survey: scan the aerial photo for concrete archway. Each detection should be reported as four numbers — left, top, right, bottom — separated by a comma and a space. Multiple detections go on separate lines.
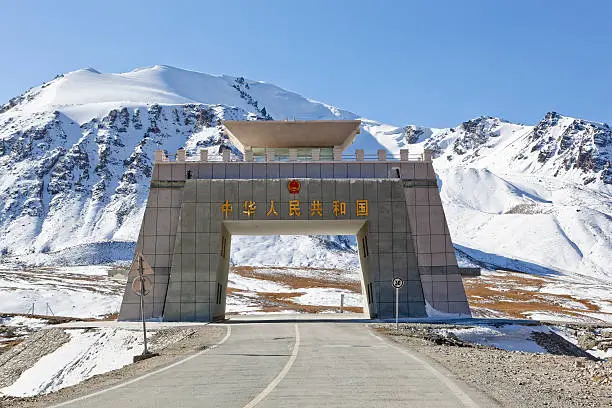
118, 121, 471, 322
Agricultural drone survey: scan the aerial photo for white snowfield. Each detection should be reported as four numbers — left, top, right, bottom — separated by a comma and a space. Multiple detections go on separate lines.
0, 266, 123, 318
0, 65, 610, 296
438, 325, 552, 354
1, 328, 143, 397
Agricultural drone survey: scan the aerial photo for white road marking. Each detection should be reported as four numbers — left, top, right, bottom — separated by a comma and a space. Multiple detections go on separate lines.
47, 325, 232, 408
368, 329, 481, 408
242, 323, 300, 408
323, 344, 385, 348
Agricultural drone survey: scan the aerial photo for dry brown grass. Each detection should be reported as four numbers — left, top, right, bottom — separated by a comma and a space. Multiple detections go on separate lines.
100, 312, 119, 321
231, 265, 362, 292
463, 272, 607, 320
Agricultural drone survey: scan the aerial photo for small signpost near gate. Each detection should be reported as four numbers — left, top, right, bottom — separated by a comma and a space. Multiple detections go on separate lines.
132, 255, 158, 362
392, 278, 404, 330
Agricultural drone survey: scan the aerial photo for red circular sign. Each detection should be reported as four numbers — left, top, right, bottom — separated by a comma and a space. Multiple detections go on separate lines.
288, 180, 300, 194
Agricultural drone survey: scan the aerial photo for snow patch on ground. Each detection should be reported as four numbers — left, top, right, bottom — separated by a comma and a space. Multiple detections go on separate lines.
294, 288, 361, 308
0, 266, 124, 318
0, 328, 143, 397
426, 301, 470, 319
439, 325, 551, 353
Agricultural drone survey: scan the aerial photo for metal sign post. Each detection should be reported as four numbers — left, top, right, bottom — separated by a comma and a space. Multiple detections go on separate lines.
138, 257, 148, 355
392, 278, 404, 330
130, 254, 159, 363
132, 255, 153, 360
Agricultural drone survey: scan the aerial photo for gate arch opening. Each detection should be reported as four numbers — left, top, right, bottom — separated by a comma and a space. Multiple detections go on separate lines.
217, 221, 373, 320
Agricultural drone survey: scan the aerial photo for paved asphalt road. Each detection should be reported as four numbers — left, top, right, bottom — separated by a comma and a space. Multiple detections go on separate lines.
51, 323, 498, 408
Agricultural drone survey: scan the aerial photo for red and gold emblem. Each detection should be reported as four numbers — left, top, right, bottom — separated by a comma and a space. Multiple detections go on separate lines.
287, 179, 301, 194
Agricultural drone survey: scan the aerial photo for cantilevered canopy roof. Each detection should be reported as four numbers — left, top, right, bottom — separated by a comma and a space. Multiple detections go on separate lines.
223, 120, 361, 154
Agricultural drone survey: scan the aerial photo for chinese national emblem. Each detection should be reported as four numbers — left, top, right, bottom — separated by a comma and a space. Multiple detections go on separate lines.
287, 179, 301, 194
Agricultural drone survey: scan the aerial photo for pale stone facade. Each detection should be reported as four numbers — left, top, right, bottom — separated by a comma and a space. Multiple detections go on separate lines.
118, 121, 471, 321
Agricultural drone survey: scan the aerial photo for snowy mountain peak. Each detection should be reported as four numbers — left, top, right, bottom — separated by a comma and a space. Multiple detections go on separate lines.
0, 66, 610, 285
522, 112, 612, 184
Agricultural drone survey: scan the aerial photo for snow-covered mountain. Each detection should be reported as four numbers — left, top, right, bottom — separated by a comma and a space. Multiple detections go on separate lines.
0, 65, 610, 284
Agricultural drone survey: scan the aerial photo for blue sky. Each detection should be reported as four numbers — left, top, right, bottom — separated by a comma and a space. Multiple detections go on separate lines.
0, 1, 610, 128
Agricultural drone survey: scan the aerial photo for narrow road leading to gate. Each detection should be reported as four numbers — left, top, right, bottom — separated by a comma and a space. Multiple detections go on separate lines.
50, 323, 498, 408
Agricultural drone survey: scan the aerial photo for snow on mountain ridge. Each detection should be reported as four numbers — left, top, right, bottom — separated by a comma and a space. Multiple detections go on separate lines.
2, 65, 357, 125
0, 66, 610, 284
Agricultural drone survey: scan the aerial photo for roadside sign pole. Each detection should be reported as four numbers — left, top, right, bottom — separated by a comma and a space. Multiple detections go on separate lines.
138, 256, 148, 355
392, 278, 404, 331
340, 294, 344, 313
395, 286, 399, 330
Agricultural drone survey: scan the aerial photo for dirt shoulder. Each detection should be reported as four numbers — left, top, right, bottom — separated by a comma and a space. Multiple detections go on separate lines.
1, 325, 227, 408
374, 323, 612, 408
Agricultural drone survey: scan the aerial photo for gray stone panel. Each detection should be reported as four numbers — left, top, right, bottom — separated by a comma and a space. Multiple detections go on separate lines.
212, 163, 226, 179
198, 163, 212, 179
158, 189, 172, 207
400, 162, 415, 179
347, 163, 360, 178
374, 164, 387, 178
414, 163, 427, 179
279, 163, 293, 178
321, 163, 334, 178
158, 164, 172, 181
239, 163, 253, 179
335, 180, 349, 201
361, 163, 374, 178
226, 163, 239, 179
333, 163, 348, 178
378, 180, 391, 200
378, 202, 393, 233
267, 163, 280, 178
307, 163, 321, 178
146, 188, 158, 208
249, 179, 265, 203
253, 163, 267, 179
321, 180, 335, 202
171, 163, 186, 181
294, 163, 306, 178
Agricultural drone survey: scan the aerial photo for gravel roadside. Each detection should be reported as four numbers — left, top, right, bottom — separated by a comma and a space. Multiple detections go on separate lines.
374, 323, 612, 408
0, 329, 70, 390
0, 325, 227, 408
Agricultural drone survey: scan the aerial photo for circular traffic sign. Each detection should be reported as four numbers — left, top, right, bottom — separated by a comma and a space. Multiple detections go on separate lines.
132, 276, 152, 296
392, 278, 404, 289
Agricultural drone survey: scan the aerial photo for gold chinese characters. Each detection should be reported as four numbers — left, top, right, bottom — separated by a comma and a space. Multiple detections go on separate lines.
266, 200, 278, 216
289, 200, 301, 216
356, 199, 369, 217
332, 200, 346, 216
310, 200, 323, 217
221, 200, 368, 218
242, 201, 256, 216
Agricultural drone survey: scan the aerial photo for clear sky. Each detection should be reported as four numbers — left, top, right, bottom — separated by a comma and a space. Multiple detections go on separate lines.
1, 0, 610, 128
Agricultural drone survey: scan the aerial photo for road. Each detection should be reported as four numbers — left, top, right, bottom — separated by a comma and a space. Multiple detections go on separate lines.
50, 323, 497, 408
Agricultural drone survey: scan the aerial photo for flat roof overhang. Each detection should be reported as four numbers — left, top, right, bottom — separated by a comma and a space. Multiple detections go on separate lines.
222, 120, 361, 154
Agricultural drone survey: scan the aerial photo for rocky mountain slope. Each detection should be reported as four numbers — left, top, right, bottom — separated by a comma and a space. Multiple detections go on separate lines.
0, 65, 610, 284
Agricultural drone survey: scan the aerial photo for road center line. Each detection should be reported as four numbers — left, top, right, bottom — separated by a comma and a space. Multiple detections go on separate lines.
367, 329, 481, 408
47, 325, 232, 408
242, 323, 300, 408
